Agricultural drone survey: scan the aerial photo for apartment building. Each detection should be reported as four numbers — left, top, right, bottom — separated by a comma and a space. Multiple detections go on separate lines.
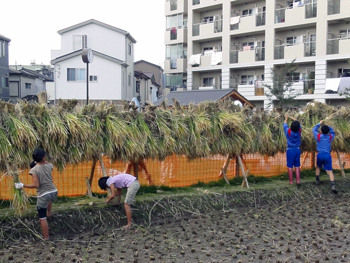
0, 35, 11, 100
164, 0, 350, 109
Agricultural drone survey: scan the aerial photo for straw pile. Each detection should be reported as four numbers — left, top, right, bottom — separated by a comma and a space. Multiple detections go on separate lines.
1, 99, 350, 214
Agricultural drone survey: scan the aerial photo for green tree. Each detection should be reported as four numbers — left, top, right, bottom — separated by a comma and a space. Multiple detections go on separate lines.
264, 59, 301, 109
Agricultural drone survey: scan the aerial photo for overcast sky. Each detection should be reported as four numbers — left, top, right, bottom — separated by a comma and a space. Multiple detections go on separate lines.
1, 0, 165, 67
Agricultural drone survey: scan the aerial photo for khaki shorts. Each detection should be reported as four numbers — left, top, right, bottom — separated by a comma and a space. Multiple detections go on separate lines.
125, 180, 140, 205
37, 191, 57, 209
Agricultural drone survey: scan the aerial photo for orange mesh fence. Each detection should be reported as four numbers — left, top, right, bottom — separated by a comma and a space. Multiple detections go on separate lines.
1, 152, 350, 200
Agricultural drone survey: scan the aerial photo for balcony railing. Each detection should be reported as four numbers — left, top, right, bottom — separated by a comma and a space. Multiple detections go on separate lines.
275, 8, 285, 23
274, 45, 285, 59
256, 47, 265, 61
303, 79, 315, 94
214, 20, 223, 33
193, 0, 200, 5
256, 12, 266, 26
192, 24, 200, 36
230, 50, 239, 63
328, 0, 341, 14
305, 41, 316, 57
327, 38, 340, 55
305, 2, 317, 18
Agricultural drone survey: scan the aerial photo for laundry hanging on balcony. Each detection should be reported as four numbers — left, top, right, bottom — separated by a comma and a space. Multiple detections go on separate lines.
211, 52, 222, 66
230, 16, 240, 25
188, 54, 201, 66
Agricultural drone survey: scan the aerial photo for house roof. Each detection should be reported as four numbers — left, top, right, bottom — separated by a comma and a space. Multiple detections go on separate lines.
9, 68, 53, 81
154, 89, 255, 108
135, 70, 150, 80
134, 60, 164, 72
51, 49, 128, 66
57, 19, 136, 43
0, 34, 11, 42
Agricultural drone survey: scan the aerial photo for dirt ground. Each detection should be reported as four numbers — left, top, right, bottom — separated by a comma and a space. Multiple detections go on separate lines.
1, 187, 350, 263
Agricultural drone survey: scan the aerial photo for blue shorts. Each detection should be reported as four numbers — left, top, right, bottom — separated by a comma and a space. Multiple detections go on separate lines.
286, 148, 301, 168
317, 152, 332, 171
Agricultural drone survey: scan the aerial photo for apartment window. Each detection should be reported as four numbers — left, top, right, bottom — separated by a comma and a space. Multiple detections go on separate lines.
128, 43, 132, 55
166, 14, 183, 30
89, 75, 98, 82
339, 29, 350, 39
202, 16, 214, 24
203, 77, 214, 87
166, 44, 184, 59
67, 68, 86, 81
25, 83, 31, 89
287, 72, 300, 82
242, 9, 253, 16
128, 74, 131, 86
73, 35, 87, 51
242, 42, 255, 50
2, 76, 8, 87
170, 0, 177, 11
241, 75, 255, 85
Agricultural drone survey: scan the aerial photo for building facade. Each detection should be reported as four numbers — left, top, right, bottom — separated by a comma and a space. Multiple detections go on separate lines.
0, 35, 11, 100
51, 19, 136, 104
164, 0, 350, 109
134, 60, 164, 96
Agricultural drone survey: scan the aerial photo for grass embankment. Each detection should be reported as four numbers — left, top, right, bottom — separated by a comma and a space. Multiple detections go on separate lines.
0, 169, 349, 244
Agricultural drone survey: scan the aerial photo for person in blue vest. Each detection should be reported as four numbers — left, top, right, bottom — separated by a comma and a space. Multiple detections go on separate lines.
283, 114, 302, 185
312, 120, 337, 194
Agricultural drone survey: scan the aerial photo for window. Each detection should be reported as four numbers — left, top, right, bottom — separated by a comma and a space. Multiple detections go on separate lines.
67, 68, 85, 81
25, 83, 31, 89
286, 37, 297, 46
128, 43, 132, 55
166, 14, 183, 30
241, 75, 255, 85
0, 42, 2, 57
136, 81, 140, 93
128, 74, 131, 86
242, 9, 254, 16
1, 42, 5, 56
2, 76, 8, 87
89, 75, 98, 82
203, 77, 214, 87
287, 72, 300, 82
170, 0, 177, 11
73, 35, 87, 51
202, 16, 214, 23
242, 42, 255, 50
166, 44, 184, 59
339, 29, 350, 39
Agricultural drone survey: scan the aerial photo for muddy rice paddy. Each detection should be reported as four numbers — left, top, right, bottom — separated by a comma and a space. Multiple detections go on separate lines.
1, 183, 350, 263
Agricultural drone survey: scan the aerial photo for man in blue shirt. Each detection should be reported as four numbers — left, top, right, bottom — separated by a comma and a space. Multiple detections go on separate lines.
312, 120, 337, 193
283, 114, 302, 185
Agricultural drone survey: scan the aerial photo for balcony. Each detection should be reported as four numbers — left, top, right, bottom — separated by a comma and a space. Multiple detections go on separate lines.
192, 0, 223, 8
189, 52, 222, 68
164, 58, 187, 72
230, 12, 266, 32
237, 81, 265, 97
327, 37, 350, 55
164, 27, 188, 44
237, 46, 265, 63
275, 2, 317, 24
192, 20, 223, 38
274, 42, 316, 60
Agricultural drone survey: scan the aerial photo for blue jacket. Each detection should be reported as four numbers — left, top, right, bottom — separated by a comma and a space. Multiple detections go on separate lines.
312, 124, 335, 153
283, 123, 302, 149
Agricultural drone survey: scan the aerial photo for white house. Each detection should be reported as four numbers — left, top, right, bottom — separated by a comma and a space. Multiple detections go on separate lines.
51, 19, 136, 104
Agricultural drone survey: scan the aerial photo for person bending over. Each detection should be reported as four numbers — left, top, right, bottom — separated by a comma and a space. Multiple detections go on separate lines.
312, 120, 337, 194
15, 149, 58, 240
283, 114, 302, 184
98, 173, 140, 229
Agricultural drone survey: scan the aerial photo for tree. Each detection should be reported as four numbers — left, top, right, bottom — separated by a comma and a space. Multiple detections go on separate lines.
264, 59, 301, 109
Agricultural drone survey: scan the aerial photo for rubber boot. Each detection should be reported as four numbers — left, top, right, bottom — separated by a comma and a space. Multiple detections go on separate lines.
295, 167, 301, 185
288, 168, 293, 184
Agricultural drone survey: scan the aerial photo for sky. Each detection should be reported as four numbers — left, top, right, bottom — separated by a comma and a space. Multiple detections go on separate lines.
0, 0, 165, 67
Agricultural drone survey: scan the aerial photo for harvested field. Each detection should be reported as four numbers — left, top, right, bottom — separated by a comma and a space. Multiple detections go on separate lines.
1, 178, 350, 263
